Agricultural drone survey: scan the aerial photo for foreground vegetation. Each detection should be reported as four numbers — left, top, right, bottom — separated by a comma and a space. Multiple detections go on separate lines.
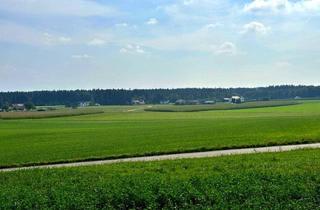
0, 108, 103, 119
144, 100, 299, 112
0, 100, 320, 168
0, 149, 319, 209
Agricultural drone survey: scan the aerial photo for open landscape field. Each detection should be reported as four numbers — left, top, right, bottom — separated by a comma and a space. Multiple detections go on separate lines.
2, 1, 320, 208
0, 100, 320, 168
0, 107, 104, 119
0, 149, 319, 209
145, 100, 300, 112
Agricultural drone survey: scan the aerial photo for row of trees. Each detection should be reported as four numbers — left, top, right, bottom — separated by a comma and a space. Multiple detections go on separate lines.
0, 85, 319, 106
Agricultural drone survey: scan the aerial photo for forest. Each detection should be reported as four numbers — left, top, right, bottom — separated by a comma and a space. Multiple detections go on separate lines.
0, 85, 319, 106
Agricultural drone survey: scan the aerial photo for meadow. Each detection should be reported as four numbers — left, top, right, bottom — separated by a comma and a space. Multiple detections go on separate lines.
0, 100, 320, 168
0, 149, 319, 209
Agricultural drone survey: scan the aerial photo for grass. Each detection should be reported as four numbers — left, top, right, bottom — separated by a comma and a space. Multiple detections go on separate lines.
0, 149, 319, 209
0, 100, 320, 168
0, 108, 104, 119
144, 100, 300, 112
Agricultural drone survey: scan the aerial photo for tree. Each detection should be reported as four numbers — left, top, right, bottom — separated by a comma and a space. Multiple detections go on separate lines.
0, 85, 319, 106
1, 104, 9, 112
24, 102, 35, 111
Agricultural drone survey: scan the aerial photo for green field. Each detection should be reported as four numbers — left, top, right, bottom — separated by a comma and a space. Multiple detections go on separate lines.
0, 149, 319, 209
145, 100, 299, 112
0, 100, 320, 168
0, 108, 104, 119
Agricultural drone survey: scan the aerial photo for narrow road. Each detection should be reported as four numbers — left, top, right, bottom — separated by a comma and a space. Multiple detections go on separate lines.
1, 143, 320, 173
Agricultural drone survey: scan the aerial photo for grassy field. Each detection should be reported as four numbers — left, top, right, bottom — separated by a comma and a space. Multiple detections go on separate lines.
145, 100, 299, 112
0, 108, 104, 119
0, 149, 319, 209
0, 100, 320, 168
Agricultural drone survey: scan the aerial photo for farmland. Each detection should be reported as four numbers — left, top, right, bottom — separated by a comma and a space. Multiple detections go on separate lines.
0, 149, 319, 209
0, 100, 320, 168
0, 108, 104, 120
145, 100, 299, 112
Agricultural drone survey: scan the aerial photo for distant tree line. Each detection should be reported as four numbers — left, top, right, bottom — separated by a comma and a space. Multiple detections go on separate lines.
0, 85, 320, 106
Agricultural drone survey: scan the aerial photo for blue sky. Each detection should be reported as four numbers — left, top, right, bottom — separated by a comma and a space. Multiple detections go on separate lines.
0, 0, 319, 91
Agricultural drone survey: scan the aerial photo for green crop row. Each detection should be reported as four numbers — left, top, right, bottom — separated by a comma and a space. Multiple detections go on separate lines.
0, 149, 319, 209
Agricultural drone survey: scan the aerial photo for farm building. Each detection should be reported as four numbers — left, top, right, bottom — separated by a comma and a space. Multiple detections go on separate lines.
160, 100, 170, 104
175, 99, 186, 105
132, 99, 145, 105
11, 104, 25, 111
231, 96, 245, 104
202, 100, 216, 104
79, 101, 91, 107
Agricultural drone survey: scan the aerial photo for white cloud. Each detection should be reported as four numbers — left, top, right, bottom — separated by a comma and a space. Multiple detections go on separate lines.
43, 33, 71, 45
0, 0, 116, 17
244, 0, 320, 13
120, 44, 146, 54
71, 54, 92, 59
87, 38, 106, 46
161, 0, 231, 25
0, 21, 73, 46
183, 0, 195, 5
182, 0, 223, 7
146, 18, 158, 25
241, 21, 270, 35
58, 36, 71, 43
119, 48, 128, 53
244, 0, 288, 12
115, 23, 128, 27
213, 42, 237, 55
203, 23, 222, 30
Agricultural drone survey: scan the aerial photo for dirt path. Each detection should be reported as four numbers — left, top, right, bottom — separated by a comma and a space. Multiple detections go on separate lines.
1, 143, 320, 172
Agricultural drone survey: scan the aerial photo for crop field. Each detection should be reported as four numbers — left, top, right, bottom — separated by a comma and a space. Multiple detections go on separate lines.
145, 100, 299, 112
0, 108, 104, 119
0, 149, 319, 209
0, 100, 320, 168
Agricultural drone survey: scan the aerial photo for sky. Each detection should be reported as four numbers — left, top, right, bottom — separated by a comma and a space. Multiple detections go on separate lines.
0, 0, 319, 91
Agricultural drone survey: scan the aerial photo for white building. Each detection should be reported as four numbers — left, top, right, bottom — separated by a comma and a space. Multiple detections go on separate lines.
11, 104, 25, 111
132, 99, 145, 105
231, 96, 245, 104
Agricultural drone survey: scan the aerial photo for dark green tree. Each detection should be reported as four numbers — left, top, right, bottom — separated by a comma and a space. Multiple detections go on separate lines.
24, 102, 35, 111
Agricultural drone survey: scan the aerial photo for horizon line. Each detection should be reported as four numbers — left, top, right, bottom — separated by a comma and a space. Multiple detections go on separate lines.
1, 84, 320, 93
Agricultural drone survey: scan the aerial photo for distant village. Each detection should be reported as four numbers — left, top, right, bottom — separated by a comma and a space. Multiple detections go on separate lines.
132, 95, 245, 106
1, 95, 305, 112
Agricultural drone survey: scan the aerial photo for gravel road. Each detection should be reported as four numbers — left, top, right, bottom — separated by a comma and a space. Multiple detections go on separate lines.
1, 143, 320, 173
